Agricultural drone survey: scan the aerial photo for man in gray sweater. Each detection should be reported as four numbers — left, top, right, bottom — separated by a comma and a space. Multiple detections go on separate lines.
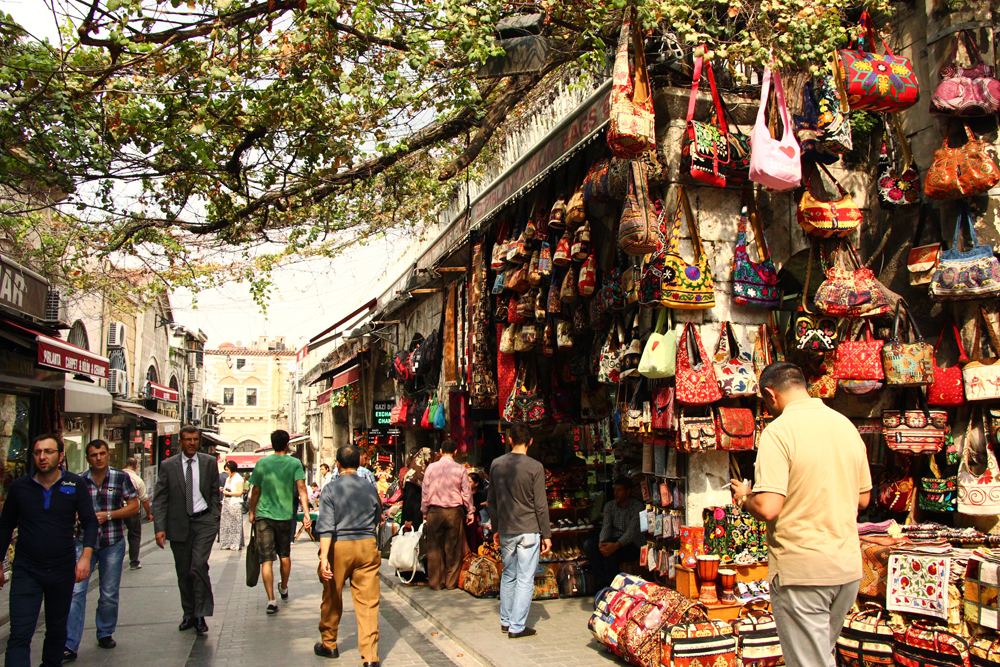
488, 425, 551, 640
314, 444, 383, 666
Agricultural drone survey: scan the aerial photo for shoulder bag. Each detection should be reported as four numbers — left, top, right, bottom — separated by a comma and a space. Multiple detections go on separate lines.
927, 319, 968, 406
677, 408, 717, 453
619, 161, 659, 256
732, 188, 780, 308
598, 320, 624, 385
816, 65, 853, 154
929, 203, 1000, 300
832, 321, 884, 381
908, 206, 942, 286
714, 406, 755, 451
963, 306, 1000, 402
795, 242, 838, 352
882, 391, 948, 454
958, 409, 1000, 515
682, 51, 730, 188
749, 63, 801, 191
797, 162, 863, 238
882, 299, 934, 386
388, 524, 426, 583
638, 203, 670, 307
794, 80, 838, 165
878, 114, 921, 208
732, 599, 783, 667
876, 456, 915, 513
837, 10, 920, 112
712, 322, 758, 397
814, 242, 891, 319
925, 123, 1000, 199
675, 322, 723, 405
638, 308, 676, 379
607, 10, 656, 160
893, 622, 970, 667
931, 29, 1000, 117
836, 604, 896, 667
659, 186, 715, 309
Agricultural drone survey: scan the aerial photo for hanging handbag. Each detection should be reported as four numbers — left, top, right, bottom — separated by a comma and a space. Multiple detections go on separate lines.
794, 80, 838, 165
930, 203, 1000, 300
928, 319, 968, 407
682, 51, 731, 188
732, 599, 784, 667
598, 321, 624, 385
836, 604, 896, 667
560, 266, 578, 303
582, 158, 612, 203
908, 206, 942, 286
516, 323, 537, 352
659, 186, 715, 309
499, 324, 517, 354
675, 322, 723, 406
600, 255, 625, 313
712, 322, 758, 397
877, 455, 916, 513
548, 198, 566, 231
893, 622, 970, 667
732, 188, 780, 308
814, 243, 890, 319
638, 308, 676, 379
638, 203, 670, 308
619, 315, 643, 379
796, 162, 864, 238
931, 29, 1000, 117
832, 321, 884, 381
527, 249, 542, 288
963, 306, 1000, 402
883, 392, 948, 454
958, 408, 1000, 515
795, 242, 839, 353
749, 63, 801, 191
919, 467, 958, 512
619, 161, 659, 256
503, 360, 547, 425
553, 228, 573, 267
651, 384, 675, 431
607, 10, 656, 160
578, 254, 596, 297
677, 408, 717, 453
572, 220, 591, 261
546, 270, 561, 316
421, 396, 434, 429
882, 299, 934, 387
925, 123, 1000, 199
878, 114, 921, 208
566, 186, 586, 228
816, 67, 853, 154
805, 354, 838, 399
837, 10, 920, 112
714, 407, 755, 451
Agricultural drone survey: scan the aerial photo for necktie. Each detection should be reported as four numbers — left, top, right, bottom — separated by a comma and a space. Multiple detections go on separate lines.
185, 458, 195, 516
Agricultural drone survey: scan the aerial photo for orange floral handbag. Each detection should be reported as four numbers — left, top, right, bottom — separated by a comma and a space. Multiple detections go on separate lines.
607, 9, 656, 160
832, 321, 885, 381
676, 323, 723, 406
924, 123, 1000, 199
797, 162, 864, 238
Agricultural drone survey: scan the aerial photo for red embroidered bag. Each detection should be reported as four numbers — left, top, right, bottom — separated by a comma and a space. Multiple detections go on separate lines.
833, 321, 885, 381
714, 407, 756, 451
893, 622, 970, 667
675, 323, 723, 406
607, 10, 656, 159
837, 11, 920, 113
928, 319, 968, 406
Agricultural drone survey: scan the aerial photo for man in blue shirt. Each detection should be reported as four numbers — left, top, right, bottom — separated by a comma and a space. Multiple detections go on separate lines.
0, 433, 99, 667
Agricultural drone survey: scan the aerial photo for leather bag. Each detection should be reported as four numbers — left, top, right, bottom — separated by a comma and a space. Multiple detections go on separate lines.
659, 186, 715, 309
963, 306, 1000, 402
930, 203, 1000, 301
607, 10, 656, 159
814, 243, 890, 319
676, 322, 723, 406
833, 321, 885, 381
908, 206, 942, 286
878, 114, 921, 208
931, 29, 1000, 117
677, 408, 717, 453
925, 123, 1000, 199
712, 321, 758, 397
837, 10, 920, 112
882, 299, 934, 387
749, 63, 801, 191
797, 162, 863, 238
714, 406, 755, 451
928, 319, 968, 407
732, 188, 780, 308
638, 308, 676, 379
619, 161, 659, 255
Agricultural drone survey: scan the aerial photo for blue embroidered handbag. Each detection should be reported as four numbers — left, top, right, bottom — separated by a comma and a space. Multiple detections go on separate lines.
930, 202, 1000, 301
732, 189, 780, 308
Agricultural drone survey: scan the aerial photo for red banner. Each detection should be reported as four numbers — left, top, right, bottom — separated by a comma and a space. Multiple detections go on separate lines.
37, 338, 109, 379
148, 382, 179, 402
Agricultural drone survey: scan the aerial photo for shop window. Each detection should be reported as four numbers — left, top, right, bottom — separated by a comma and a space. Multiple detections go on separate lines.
236, 358, 246, 370
245, 388, 258, 406
222, 387, 234, 405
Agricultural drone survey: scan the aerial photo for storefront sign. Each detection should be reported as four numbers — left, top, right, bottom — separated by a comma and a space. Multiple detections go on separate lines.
317, 388, 333, 406
0, 256, 48, 321
370, 400, 401, 436
296, 344, 308, 364
148, 382, 178, 402
37, 337, 109, 379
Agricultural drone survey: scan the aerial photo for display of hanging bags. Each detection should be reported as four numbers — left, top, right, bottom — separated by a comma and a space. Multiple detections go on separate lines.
732, 188, 780, 308
925, 123, 1000, 199
638, 308, 676, 379
607, 9, 656, 160
676, 322, 723, 405
931, 29, 1000, 117
928, 318, 968, 407
882, 299, 935, 387
659, 186, 715, 309
749, 63, 801, 191
814, 242, 891, 319
929, 202, 1000, 301
837, 10, 920, 112
712, 322, 759, 397
963, 306, 1000, 402
797, 162, 864, 238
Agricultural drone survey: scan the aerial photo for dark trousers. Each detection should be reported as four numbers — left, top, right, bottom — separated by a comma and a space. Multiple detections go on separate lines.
401, 483, 423, 529
124, 514, 142, 566
5, 563, 75, 667
424, 506, 465, 591
584, 538, 641, 588
169, 513, 217, 619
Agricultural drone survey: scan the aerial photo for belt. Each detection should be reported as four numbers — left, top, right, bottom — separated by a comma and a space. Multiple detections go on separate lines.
189, 509, 210, 518
429, 505, 463, 511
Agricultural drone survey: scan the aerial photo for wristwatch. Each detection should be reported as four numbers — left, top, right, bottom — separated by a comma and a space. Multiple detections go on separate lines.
106, 511, 112, 521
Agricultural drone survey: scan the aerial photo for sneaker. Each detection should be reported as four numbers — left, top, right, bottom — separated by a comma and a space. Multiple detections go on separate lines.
63, 649, 77, 662
501, 625, 509, 633
266, 601, 279, 615
130, 562, 141, 570
279, 584, 289, 601
97, 636, 117, 649
509, 628, 537, 640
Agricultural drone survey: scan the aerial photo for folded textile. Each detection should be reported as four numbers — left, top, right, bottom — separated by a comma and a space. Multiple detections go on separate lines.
887, 552, 952, 620
857, 519, 898, 536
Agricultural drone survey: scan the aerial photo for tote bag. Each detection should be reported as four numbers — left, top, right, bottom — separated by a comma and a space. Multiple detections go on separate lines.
638, 308, 677, 379
881, 299, 934, 387
676, 323, 723, 406
659, 186, 715, 309
963, 306, 1000, 402
749, 64, 801, 191
958, 409, 1000, 515
929, 202, 1000, 301
712, 322, 758, 397
833, 321, 885, 382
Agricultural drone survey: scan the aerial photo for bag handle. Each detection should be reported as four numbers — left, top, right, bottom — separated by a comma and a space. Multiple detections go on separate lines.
950, 29, 986, 68
674, 186, 704, 257
888, 114, 913, 173
974, 306, 1000, 361
912, 205, 932, 247
629, 8, 651, 109
830, 53, 851, 114
654, 307, 668, 335
686, 49, 727, 134
739, 187, 770, 262
855, 10, 896, 57
801, 239, 817, 314
809, 161, 850, 197
737, 597, 771, 619
952, 200, 981, 252
757, 64, 792, 140
934, 317, 969, 363
891, 299, 924, 343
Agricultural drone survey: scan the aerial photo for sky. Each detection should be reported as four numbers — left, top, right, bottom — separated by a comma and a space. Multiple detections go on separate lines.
3, 0, 412, 350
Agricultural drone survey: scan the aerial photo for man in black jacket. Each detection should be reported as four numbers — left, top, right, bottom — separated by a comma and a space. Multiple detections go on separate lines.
0, 433, 98, 667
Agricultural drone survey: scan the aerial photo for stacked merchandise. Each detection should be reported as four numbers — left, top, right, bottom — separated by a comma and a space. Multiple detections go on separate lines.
701, 505, 768, 565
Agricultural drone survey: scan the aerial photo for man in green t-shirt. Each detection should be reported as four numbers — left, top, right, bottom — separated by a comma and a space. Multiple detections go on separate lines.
248, 430, 312, 615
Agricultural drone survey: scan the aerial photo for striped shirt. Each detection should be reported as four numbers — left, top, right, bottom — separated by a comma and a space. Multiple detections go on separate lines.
81, 468, 137, 548
599, 498, 644, 548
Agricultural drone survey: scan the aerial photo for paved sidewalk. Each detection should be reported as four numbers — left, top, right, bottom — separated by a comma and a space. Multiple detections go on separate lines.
379, 562, 619, 667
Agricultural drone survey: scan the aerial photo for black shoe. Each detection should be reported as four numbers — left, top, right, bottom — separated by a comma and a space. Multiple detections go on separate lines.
129, 562, 141, 570
508, 628, 537, 640
363, 663, 380, 667
501, 625, 509, 633
314, 642, 339, 659
266, 601, 279, 615
63, 648, 77, 662
178, 617, 196, 631
279, 584, 289, 601
195, 618, 209, 635
97, 636, 117, 649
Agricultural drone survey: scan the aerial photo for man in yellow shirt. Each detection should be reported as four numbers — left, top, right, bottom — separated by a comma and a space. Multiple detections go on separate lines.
731, 363, 871, 667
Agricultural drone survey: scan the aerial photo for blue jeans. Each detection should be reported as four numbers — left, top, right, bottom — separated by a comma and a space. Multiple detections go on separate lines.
498, 533, 540, 634
6, 563, 75, 667
65, 539, 126, 651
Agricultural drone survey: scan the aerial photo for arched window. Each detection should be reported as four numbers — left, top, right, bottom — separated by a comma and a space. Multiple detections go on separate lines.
146, 364, 158, 384
169, 376, 179, 392
68, 321, 89, 350
233, 439, 261, 453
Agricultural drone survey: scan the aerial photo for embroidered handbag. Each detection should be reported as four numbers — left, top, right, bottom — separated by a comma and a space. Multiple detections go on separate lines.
883, 399, 948, 455
794, 80, 838, 165
572, 219, 591, 262
548, 198, 566, 231
806, 354, 838, 399
553, 228, 572, 267
676, 323, 723, 406
878, 114, 921, 208
600, 256, 625, 313
963, 306, 1000, 402
732, 599, 783, 667
836, 604, 896, 666
714, 407, 755, 451
681, 51, 731, 188
814, 243, 891, 319
712, 322, 758, 397
893, 622, 971, 667
882, 299, 934, 387
837, 11, 920, 112
970, 637, 1000, 665
958, 409, 1000, 515
598, 321, 624, 385
659, 186, 715, 310
502, 360, 547, 425
795, 243, 839, 353
638, 204, 670, 308
578, 254, 596, 297
877, 458, 916, 513
651, 384, 675, 431
661, 619, 737, 667
749, 64, 801, 191
677, 409, 717, 453
833, 321, 885, 381
797, 162, 864, 238
931, 30, 1000, 117
919, 472, 958, 512
607, 10, 655, 160
909, 206, 942, 286
928, 319, 968, 407
816, 68, 853, 154
582, 158, 612, 203
619, 161, 659, 256
930, 203, 1000, 300
925, 124, 1000, 199
638, 308, 676, 379
732, 188, 780, 308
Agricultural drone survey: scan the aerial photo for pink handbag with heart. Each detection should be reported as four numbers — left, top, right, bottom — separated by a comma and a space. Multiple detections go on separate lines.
750, 65, 802, 191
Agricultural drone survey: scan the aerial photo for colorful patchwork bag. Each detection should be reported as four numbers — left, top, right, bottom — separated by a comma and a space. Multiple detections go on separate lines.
795, 242, 839, 353
925, 124, 1000, 199
883, 394, 948, 454
836, 604, 896, 665
878, 114, 921, 208
928, 319, 968, 407
963, 306, 1000, 402
806, 354, 839, 399
714, 407, 755, 451
607, 10, 656, 160
893, 622, 971, 667
682, 51, 731, 188
965, 557, 1000, 632
797, 162, 864, 238
732, 188, 780, 308
676, 322, 723, 405
814, 243, 891, 319
659, 186, 715, 309
882, 299, 935, 387
712, 322, 758, 397
837, 10, 920, 112
619, 161, 659, 256
970, 637, 1000, 666
661, 619, 737, 667
929, 203, 1000, 300
677, 409, 717, 453
833, 321, 885, 382
931, 30, 1000, 117
732, 599, 783, 667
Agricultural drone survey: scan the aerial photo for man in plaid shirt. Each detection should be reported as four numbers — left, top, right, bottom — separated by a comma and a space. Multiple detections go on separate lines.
64, 440, 139, 660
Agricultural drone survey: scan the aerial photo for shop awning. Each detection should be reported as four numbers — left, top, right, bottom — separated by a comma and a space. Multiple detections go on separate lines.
331, 364, 360, 390
112, 400, 181, 436
317, 388, 333, 406
64, 378, 112, 415
3, 319, 109, 380
147, 381, 179, 402
308, 354, 360, 387
201, 431, 232, 451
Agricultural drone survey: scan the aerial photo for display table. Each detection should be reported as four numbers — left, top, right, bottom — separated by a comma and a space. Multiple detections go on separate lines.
674, 563, 771, 620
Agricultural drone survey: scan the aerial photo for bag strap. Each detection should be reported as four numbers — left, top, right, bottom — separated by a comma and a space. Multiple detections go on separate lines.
757, 64, 792, 139
811, 162, 850, 197
630, 8, 651, 109
892, 299, 924, 343
889, 114, 913, 172
856, 10, 896, 57
953, 200, 981, 251
978, 306, 1000, 360
830, 53, 851, 114
743, 187, 770, 262
934, 317, 969, 362
654, 307, 668, 335
912, 205, 930, 247
686, 51, 727, 134
801, 239, 816, 314
951, 29, 986, 68
675, 186, 704, 256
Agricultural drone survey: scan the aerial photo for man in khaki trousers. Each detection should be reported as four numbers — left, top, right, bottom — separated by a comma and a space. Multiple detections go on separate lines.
314, 445, 383, 666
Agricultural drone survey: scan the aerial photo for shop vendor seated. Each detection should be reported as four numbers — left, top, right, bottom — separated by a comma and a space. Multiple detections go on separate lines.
584, 477, 643, 588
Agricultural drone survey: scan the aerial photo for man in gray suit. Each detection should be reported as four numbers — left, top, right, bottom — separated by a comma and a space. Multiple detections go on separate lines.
152, 426, 220, 635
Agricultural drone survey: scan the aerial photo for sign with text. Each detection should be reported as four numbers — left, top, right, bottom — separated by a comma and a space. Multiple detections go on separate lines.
37, 337, 109, 379
371, 400, 400, 436
0, 255, 48, 321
